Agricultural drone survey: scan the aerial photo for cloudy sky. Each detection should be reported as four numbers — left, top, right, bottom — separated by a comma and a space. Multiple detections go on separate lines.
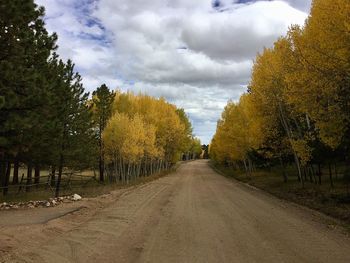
35, 0, 312, 144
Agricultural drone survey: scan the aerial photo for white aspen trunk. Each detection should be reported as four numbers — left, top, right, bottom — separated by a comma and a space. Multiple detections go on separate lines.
117, 155, 120, 183
134, 163, 137, 180
113, 154, 118, 183
121, 158, 125, 184
248, 158, 253, 177
278, 101, 303, 185
243, 159, 249, 177
142, 160, 146, 177
138, 162, 141, 178
306, 113, 311, 130
126, 162, 130, 184
119, 157, 123, 183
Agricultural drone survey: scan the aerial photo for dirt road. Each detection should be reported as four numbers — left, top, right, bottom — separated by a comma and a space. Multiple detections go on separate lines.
1, 160, 350, 263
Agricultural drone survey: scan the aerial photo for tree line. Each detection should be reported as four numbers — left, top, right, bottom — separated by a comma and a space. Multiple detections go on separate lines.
0, 1, 201, 197
101, 92, 202, 183
210, 0, 350, 186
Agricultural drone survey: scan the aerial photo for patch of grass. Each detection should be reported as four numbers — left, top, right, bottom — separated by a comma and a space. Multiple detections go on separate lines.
211, 161, 350, 226
0, 191, 53, 203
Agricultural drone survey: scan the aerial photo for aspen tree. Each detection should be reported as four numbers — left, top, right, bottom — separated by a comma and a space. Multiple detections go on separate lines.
103, 92, 195, 182
286, 0, 350, 150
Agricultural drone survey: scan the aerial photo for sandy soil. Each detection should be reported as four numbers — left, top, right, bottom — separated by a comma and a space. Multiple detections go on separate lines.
1, 160, 350, 263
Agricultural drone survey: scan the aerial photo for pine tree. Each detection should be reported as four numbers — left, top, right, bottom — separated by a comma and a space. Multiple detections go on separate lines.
48, 58, 95, 197
92, 84, 115, 182
0, 1, 56, 193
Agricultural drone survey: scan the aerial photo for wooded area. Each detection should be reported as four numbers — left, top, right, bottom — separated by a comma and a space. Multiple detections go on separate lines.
0, 1, 201, 198
210, 0, 350, 188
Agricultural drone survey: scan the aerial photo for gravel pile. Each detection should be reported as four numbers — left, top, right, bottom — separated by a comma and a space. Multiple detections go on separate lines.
0, 194, 82, 210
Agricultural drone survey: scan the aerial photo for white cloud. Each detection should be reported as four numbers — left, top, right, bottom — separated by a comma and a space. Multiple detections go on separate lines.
182, 1, 307, 61
35, 0, 310, 143
285, 0, 312, 12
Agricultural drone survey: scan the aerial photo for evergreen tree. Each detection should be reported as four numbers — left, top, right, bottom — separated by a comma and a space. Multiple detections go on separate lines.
0, 1, 56, 193
48, 58, 95, 197
0, 96, 4, 109
92, 84, 115, 182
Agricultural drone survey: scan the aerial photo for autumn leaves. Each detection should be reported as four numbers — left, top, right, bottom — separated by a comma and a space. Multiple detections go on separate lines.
100, 92, 201, 182
211, 0, 350, 181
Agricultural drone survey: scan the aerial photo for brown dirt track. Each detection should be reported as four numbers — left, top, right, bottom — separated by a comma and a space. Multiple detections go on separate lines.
1, 160, 350, 263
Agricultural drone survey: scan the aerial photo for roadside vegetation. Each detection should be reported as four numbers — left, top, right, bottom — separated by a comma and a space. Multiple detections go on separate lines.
212, 162, 350, 225
1, 164, 180, 204
0, 1, 202, 201
210, 0, 350, 223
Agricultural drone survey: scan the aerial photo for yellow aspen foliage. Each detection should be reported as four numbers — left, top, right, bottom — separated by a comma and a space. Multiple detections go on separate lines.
120, 114, 146, 163
249, 39, 299, 152
103, 91, 197, 182
210, 98, 255, 165
103, 113, 130, 162
143, 122, 161, 160
211, 0, 349, 185
290, 139, 313, 166
285, 0, 350, 149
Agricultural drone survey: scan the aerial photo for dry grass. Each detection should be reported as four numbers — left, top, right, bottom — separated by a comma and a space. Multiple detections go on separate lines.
0, 164, 179, 203
211, 162, 350, 226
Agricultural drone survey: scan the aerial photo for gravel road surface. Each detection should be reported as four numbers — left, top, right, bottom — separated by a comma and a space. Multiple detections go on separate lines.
1, 160, 350, 263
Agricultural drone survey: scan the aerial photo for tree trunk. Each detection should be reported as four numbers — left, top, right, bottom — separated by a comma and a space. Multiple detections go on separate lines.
126, 162, 130, 184
99, 154, 104, 182
138, 162, 141, 178
303, 166, 307, 182
308, 166, 313, 183
328, 163, 334, 188
99, 137, 104, 182
248, 158, 253, 177
26, 163, 33, 192
278, 101, 303, 185
243, 159, 249, 177
150, 159, 153, 176
12, 158, 19, 185
0, 156, 6, 188
311, 165, 317, 184
51, 166, 56, 187
317, 163, 322, 185
334, 162, 338, 180
114, 155, 118, 183
279, 157, 288, 183
119, 157, 123, 183
55, 153, 64, 197
3, 161, 11, 195
34, 165, 40, 187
